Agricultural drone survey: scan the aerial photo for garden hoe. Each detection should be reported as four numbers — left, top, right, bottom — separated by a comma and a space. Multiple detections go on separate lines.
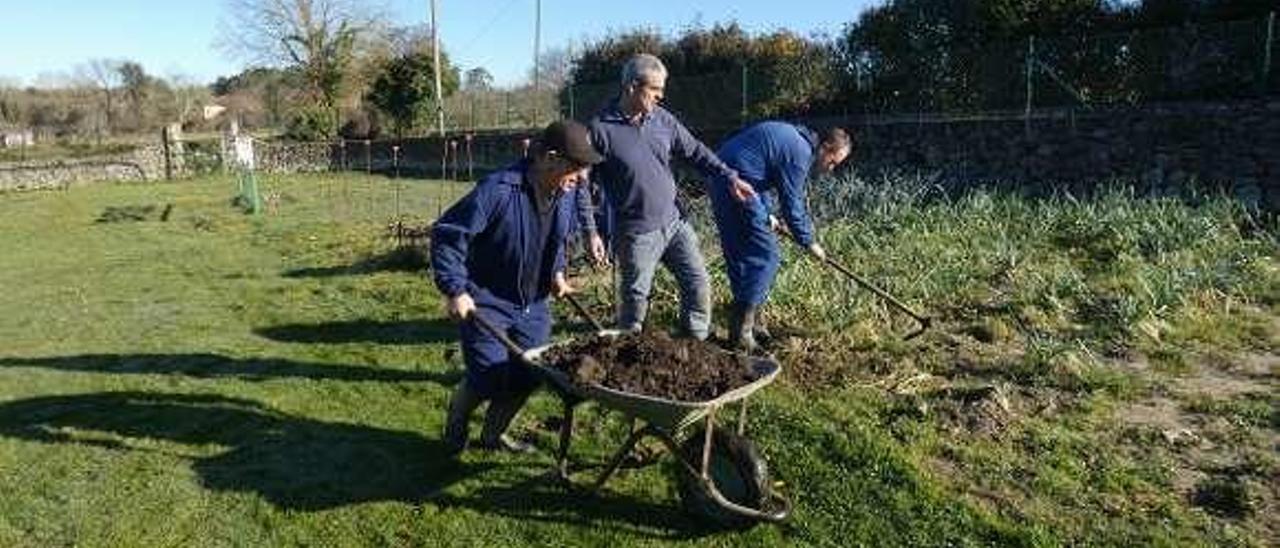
775, 224, 932, 340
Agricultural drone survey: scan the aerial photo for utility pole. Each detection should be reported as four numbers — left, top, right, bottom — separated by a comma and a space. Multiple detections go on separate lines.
431, 0, 445, 138
431, 0, 446, 182
533, 0, 542, 126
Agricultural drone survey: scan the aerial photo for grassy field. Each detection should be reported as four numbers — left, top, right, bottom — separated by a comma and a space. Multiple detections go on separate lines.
0, 171, 1276, 546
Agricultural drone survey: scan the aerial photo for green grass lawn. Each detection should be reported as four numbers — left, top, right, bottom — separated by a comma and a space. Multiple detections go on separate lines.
1, 172, 1276, 546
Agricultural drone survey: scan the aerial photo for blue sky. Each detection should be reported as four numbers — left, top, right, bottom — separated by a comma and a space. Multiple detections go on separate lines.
1, 0, 877, 87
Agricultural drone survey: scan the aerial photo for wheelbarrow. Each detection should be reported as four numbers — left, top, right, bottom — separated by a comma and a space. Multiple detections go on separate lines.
472, 313, 791, 528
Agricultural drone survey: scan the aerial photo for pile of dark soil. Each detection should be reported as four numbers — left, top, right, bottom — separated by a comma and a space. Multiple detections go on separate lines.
544, 331, 759, 402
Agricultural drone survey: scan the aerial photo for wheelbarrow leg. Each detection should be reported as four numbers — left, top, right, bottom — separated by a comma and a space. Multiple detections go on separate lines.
556, 399, 575, 482
592, 424, 656, 491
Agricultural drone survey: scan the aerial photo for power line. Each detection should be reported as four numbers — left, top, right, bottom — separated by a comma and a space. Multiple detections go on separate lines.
455, 0, 523, 58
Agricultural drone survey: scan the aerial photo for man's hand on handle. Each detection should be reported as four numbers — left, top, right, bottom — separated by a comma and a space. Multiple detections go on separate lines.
729, 175, 757, 203
588, 232, 609, 266
771, 214, 826, 260
448, 293, 476, 321
552, 272, 575, 298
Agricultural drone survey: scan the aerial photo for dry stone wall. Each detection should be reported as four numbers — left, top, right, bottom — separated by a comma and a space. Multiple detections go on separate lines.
2, 101, 1276, 211
0, 145, 166, 192
830, 99, 1280, 210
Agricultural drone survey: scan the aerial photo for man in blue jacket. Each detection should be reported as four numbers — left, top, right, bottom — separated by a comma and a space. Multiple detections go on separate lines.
579, 53, 756, 340
432, 120, 603, 455
710, 122, 852, 351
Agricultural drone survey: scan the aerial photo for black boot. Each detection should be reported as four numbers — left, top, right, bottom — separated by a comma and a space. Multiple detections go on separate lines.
478, 390, 536, 454
728, 302, 758, 352
753, 308, 772, 346
443, 381, 483, 456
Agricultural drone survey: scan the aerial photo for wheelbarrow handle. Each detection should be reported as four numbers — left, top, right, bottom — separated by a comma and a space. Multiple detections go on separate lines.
561, 291, 605, 332
469, 312, 533, 364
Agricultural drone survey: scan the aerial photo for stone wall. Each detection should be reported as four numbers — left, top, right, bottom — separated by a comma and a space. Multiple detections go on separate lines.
245, 131, 539, 178
0, 145, 167, 192
254, 141, 336, 174
822, 99, 1280, 210
3, 100, 1277, 210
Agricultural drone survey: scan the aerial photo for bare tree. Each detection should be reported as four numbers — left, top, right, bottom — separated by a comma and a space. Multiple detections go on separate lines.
528, 47, 573, 91
219, 0, 388, 109
118, 62, 154, 131
78, 59, 123, 140
33, 72, 75, 90
0, 79, 21, 125
165, 72, 210, 127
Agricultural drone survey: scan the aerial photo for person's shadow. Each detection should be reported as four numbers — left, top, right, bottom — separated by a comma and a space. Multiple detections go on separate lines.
0, 353, 459, 385
281, 248, 426, 279
0, 391, 721, 538
255, 318, 458, 345
0, 391, 484, 511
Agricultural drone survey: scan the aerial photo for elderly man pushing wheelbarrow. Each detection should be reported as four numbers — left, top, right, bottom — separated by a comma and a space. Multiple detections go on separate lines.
431, 120, 604, 455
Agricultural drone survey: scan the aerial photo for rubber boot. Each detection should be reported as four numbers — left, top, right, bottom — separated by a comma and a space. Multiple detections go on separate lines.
443, 380, 483, 456
753, 307, 773, 346
478, 390, 536, 454
728, 302, 758, 352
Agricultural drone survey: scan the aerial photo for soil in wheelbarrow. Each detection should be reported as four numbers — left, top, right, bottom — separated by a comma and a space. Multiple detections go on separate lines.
544, 330, 758, 401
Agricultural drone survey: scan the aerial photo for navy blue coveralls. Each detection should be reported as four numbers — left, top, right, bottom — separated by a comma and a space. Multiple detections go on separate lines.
709, 121, 819, 307
431, 160, 575, 398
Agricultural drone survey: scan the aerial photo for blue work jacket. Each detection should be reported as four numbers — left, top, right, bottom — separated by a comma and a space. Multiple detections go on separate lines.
716, 121, 819, 246
431, 160, 575, 307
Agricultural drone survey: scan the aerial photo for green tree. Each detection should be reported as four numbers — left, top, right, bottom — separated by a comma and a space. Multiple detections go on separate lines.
463, 67, 494, 92
366, 50, 459, 137
564, 24, 841, 126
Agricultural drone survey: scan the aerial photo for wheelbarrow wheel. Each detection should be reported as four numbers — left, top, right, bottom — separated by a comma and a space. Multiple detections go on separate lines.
675, 428, 770, 529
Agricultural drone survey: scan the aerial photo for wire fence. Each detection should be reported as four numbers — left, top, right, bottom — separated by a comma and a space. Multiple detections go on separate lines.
555, 13, 1278, 133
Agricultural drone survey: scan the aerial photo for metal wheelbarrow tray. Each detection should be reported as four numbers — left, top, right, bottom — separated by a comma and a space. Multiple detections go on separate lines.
522, 331, 791, 526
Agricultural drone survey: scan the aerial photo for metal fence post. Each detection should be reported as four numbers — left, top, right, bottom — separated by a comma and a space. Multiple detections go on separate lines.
392, 144, 401, 220
465, 134, 474, 181
1025, 35, 1036, 137
1265, 12, 1276, 91
442, 139, 449, 181
569, 85, 576, 119
161, 127, 173, 180
450, 140, 459, 181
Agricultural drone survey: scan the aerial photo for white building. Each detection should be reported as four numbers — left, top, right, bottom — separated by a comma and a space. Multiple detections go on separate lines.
0, 128, 35, 148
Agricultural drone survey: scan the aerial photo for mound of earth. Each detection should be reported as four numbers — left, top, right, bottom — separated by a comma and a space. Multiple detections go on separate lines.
544, 331, 758, 402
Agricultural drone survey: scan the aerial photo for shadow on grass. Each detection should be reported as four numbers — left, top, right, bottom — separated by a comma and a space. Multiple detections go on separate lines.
283, 248, 426, 279
255, 318, 457, 345
0, 353, 459, 385
0, 391, 485, 511
0, 391, 719, 538
433, 466, 718, 540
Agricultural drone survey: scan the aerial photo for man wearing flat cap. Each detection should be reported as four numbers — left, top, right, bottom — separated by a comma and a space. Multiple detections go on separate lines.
432, 120, 604, 455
